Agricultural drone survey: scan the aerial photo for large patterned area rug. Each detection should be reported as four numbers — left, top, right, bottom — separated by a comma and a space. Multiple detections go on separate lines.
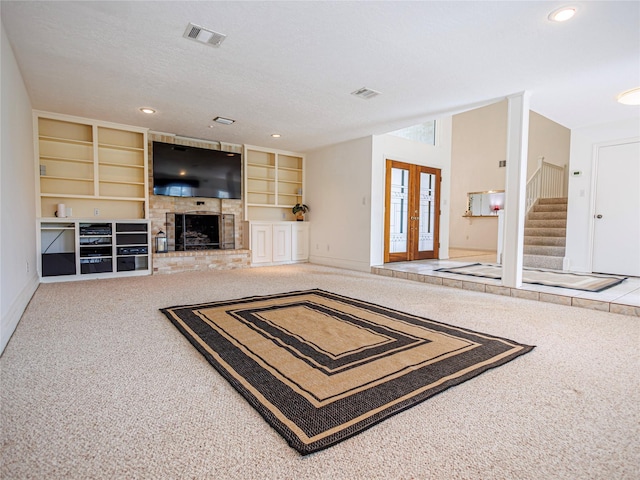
161, 289, 533, 455
435, 263, 626, 292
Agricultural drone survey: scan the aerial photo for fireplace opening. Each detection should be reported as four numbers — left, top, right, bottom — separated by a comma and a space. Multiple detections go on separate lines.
166, 212, 235, 251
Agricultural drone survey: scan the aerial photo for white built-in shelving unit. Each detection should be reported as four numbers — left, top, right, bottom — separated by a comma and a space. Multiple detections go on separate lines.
34, 111, 150, 281
243, 145, 309, 264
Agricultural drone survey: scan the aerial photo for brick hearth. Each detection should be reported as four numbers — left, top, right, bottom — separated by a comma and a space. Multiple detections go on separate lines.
152, 249, 250, 274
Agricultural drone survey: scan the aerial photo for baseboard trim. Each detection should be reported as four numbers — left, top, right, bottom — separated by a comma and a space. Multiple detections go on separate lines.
308, 255, 371, 272
1, 274, 39, 356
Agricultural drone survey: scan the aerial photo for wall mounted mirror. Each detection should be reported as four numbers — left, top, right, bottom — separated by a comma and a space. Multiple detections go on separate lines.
464, 190, 505, 217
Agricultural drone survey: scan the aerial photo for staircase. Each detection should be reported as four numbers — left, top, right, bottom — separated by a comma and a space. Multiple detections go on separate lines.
523, 197, 567, 270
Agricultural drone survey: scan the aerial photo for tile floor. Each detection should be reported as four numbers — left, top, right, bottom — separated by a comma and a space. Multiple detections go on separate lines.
372, 249, 640, 317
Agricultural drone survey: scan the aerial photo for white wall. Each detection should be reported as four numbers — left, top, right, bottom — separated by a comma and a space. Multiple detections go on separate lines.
565, 117, 640, 273
305, 118, 452, 271
528, 111, 571, 183
450, 101, 507, 251
1, 23, 39, 355
371, 117, 453, 266
305, 136, 373, 271
449, 101, 570, 251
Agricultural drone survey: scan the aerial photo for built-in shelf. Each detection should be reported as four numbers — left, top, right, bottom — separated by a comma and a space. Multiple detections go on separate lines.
39, 135, 93, 146
39, 218, 150, 281
244, 145, 305, 221
35, 111, 149, 220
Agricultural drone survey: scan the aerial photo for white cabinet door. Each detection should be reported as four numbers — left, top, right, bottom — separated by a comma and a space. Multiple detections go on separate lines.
272, 224, 292, 262
251, 224, 273, 264
248, 221, 309, 265
292, 223, 309, 261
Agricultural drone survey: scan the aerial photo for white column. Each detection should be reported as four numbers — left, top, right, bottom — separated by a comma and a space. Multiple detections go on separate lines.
502, 92, 531, 288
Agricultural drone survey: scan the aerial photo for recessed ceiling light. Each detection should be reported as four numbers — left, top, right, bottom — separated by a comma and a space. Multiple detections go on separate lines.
139, 107, 156, 114
548, 6, 577, 22
617, 87, 640, 106
213, 116, 235, 125
271, 134, 281, 138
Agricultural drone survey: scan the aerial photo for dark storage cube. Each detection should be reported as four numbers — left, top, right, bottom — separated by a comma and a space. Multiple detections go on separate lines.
80, 258, 112, 274
117, 257, 136, 271
116, 223, 147, 232
116, 233, 147, 245
42, 253, 76, 276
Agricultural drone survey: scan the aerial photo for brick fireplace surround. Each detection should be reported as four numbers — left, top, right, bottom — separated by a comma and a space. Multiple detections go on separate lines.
148, 133, 251, 274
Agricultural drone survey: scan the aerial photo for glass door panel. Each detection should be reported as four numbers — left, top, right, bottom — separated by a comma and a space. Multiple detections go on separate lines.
389, 167, 409, 254
418, 171, 435, 252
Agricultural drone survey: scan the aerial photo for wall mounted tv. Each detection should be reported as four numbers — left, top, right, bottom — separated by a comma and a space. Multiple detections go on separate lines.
152, 141, 242, 199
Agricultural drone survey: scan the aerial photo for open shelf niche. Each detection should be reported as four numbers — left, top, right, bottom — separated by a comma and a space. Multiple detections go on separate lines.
35, 111, 149, 220
243, 145, 305, 222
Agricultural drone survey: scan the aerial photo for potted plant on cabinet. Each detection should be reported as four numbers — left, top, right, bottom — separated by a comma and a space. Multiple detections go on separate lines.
292, 203, 309, 221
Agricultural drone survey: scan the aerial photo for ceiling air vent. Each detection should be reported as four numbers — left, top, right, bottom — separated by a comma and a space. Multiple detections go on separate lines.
351, 87, 381, 100
183, 23, 226, 47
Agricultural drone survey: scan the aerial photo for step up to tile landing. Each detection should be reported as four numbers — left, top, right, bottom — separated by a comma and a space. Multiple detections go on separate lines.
370, 265, 640, 317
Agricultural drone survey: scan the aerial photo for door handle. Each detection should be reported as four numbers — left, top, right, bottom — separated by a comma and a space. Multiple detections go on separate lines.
596, 214, 603, 219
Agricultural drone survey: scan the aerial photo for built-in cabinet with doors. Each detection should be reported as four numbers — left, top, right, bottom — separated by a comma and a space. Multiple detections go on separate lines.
247, 221, 309, 265
243, 145, 309, 265
34, 111, 151, 281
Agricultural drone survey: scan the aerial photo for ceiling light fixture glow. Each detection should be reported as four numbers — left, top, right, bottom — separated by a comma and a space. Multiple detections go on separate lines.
617, 87, 640, 106
213, 116, 235, 125
271, 134, 281, 138
139, 107, 156, 114
548, 6, 577, 22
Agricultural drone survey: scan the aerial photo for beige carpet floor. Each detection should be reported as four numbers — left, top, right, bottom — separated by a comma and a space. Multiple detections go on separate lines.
1, 264, 638, 479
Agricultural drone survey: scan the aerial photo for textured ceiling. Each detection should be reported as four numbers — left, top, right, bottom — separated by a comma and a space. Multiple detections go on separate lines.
2, 1, 639, 152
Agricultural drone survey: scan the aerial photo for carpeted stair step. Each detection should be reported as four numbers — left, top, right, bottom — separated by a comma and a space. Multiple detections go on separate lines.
525, 218, 567, 228
523, 197, 568, 270
531, 203, 568, 213
524, 235, 566, 246
523, 245, 565, 256
523, 254, 564, 270
524, 227, 566, 237
527, 211, 567, 220
537, 197, 568, 204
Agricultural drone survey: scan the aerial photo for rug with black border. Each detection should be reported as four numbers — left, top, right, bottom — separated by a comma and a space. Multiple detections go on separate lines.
160, 289, 534, 455
435, 263, 626, 292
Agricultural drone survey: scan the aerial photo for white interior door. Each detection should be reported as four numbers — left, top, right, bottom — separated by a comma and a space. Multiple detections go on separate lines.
592, 140, 640, 276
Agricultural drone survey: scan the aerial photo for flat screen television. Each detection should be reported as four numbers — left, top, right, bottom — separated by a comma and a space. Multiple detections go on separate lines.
152, 141, 242, 199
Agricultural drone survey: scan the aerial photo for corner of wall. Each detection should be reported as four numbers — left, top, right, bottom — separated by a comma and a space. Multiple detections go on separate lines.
1, 276, 38, 355
1, 21, 38, 356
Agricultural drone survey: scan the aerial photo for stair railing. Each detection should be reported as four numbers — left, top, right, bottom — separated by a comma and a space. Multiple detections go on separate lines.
525, 157, 566, 213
